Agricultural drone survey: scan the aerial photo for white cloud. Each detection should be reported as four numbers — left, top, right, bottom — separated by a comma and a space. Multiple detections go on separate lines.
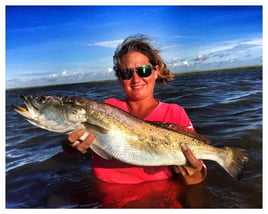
205, 38, 262, 56
194, 54, 208, 62
11, 25, 51, 33
107, 67, 113, 73
164, 36, 262, 74
90, 39, 123, 48
241, 39, 262, 46
162, 45, 180, 50
6, 67, 118, 89
167, 59, 190, 68
49, 70, 78, 78
204, 44, 235, 54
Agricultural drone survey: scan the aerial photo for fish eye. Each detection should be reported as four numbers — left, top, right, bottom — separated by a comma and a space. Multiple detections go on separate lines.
38, 96, 47, 104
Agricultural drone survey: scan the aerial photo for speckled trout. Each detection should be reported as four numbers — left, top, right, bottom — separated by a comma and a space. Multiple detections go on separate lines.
13, 95, 249, 178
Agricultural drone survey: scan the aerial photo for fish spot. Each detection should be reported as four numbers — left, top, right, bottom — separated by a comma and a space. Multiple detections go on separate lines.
63, 97, 76, 105
164, 135, 170, 141
151, 136, 156, 141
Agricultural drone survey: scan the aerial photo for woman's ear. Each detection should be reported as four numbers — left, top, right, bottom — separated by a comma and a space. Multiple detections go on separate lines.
154, 65, 160, 80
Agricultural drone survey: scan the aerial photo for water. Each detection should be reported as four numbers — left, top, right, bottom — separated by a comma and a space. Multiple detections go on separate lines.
6, 67, 262, 208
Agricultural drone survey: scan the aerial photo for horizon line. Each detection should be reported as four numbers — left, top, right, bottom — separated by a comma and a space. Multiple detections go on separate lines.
6, 65, 262, 91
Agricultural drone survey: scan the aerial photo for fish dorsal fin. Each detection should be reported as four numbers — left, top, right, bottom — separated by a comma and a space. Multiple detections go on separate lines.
147, 121, 211, 144
82, 122, 108, 134
89, 143, 112, 160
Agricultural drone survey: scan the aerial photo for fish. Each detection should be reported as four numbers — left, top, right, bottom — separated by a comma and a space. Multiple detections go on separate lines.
13, 95, 249, 179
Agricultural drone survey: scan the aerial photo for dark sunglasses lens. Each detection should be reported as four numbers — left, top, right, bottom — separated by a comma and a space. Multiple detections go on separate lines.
136, 66, 152, 77
119, 66, 154, 80
120, 68, 133, 80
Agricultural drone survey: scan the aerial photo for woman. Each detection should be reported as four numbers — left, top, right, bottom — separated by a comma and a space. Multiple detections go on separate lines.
63, 35, 207, 185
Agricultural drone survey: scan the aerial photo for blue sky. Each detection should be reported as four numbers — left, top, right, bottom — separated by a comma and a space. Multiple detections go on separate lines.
5, 5, 262, 88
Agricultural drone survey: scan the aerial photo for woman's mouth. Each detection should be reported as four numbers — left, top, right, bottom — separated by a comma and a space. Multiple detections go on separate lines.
130, 84, 145, 90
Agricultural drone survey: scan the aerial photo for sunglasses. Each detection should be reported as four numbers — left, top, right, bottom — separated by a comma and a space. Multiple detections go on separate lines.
118, 65, 155, 80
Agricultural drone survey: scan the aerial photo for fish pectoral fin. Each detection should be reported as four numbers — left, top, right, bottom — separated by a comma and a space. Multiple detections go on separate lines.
82, 122, 108, 134
89, 143, 112, 160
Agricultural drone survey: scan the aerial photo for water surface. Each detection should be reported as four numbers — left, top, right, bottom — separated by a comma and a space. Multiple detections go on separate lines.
6, 67, 262, 208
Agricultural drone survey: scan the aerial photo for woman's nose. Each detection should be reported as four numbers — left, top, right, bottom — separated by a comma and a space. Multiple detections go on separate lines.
131, 70, 141, 82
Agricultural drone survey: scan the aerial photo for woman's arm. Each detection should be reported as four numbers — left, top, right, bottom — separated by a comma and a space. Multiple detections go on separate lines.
62, 130, 96, 156
173, 144, 207, 185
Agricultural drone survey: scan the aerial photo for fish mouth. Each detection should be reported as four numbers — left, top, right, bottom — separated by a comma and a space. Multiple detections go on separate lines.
13, 104, 30, 117
12, 95, 38, 120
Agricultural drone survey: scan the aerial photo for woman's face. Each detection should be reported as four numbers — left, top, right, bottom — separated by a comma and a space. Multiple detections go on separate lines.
120, 51, 159, 101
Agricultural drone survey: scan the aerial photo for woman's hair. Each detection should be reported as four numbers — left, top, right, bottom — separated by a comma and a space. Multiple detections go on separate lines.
113, 34, 174, 84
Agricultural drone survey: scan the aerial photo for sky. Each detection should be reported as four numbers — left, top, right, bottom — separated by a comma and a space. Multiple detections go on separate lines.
5, 5, 263, 89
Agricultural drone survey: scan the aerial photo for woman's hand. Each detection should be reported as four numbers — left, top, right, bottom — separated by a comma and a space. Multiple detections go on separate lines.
65, 130, 96, 154
173, 144, 207, 185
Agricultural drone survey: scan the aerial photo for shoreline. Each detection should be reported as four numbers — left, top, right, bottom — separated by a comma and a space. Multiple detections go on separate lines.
6, 65, 262, 91
173, 65, 262, 77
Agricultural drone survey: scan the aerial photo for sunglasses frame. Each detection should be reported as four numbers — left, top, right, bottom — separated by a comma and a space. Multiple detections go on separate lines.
118, 65, 155, 80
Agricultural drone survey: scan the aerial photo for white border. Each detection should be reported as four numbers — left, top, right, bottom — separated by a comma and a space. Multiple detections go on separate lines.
1, 0, 266, 213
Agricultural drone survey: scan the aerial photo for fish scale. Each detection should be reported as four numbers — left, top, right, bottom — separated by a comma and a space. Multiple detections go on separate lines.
13, 95, 249, 179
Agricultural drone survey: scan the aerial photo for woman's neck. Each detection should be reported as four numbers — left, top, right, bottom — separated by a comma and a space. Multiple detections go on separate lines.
126, 97, 159, 119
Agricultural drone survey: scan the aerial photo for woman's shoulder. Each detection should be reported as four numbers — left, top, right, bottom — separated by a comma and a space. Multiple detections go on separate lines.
104, 98, 128, 111
146, 101, 193, 129
157, 102, 189, 120
104, 98, 122, 104
158, 101, 186, 112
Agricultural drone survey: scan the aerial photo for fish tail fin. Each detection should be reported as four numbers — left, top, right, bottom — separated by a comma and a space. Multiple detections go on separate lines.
219, 147, 249, 179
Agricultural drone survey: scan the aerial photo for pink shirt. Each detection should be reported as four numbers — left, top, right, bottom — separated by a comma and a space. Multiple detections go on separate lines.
91, 98, 194, 184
